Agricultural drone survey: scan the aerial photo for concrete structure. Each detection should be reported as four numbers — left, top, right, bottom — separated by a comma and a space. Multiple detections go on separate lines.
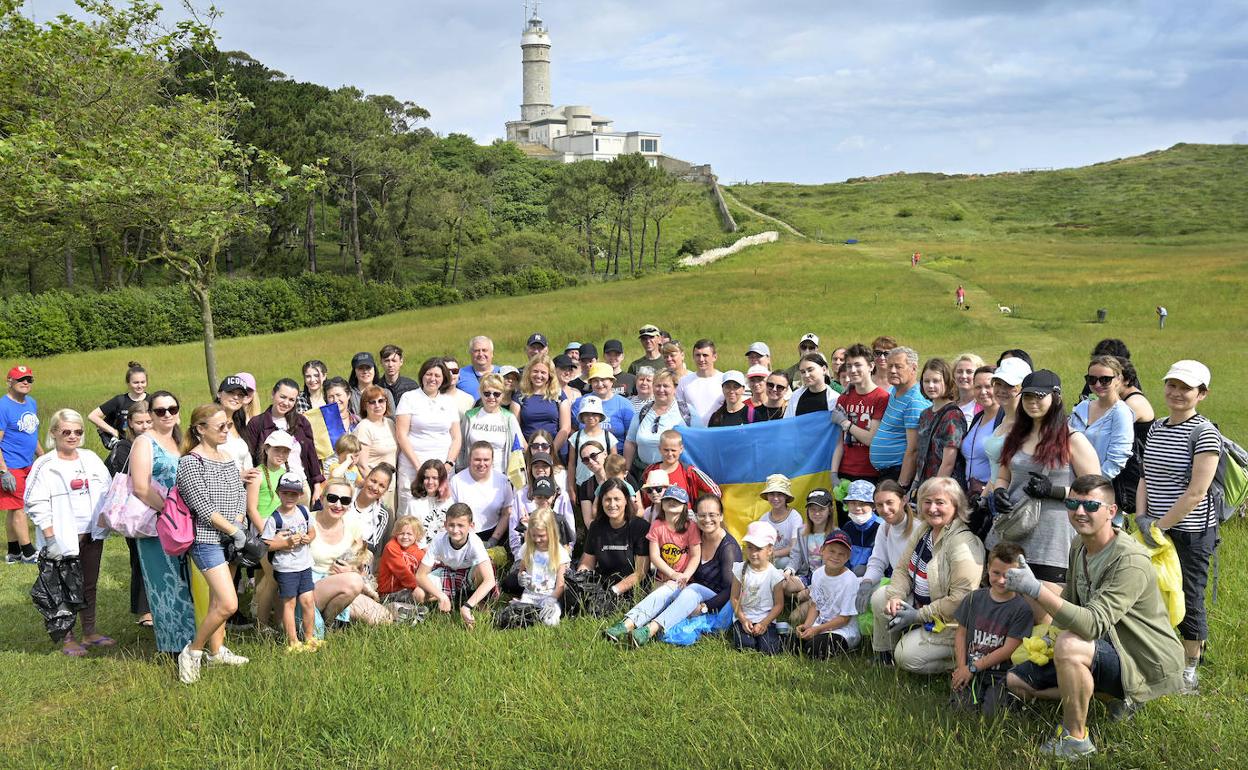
505, 11, 663, 166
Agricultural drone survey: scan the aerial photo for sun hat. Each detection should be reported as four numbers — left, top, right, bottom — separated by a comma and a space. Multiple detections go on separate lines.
743, 520, 778, 548
643, 469, 671, 489
1020, 369, 1062, 396
992, 357, 1032, 387
747, 342, 771, 357
263, 430, 296, 450
587, 362, 616, 381
661, 485, 689, 504
746, 365, 771, 380
721, 370, 747, 388
760, 474, 794, 502
578, 395, 605, 417
1163, 360, 1211, 388
845, 479, 877, 503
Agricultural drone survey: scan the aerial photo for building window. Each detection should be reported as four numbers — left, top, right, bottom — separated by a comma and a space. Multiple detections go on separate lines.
641, 138, 658, 153
595, 138, 599, 151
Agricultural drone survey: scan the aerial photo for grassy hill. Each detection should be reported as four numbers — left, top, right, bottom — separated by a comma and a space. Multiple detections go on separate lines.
727, 143, 1248, 242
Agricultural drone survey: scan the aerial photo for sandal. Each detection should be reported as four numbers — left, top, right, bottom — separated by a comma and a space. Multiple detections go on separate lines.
136, 618, 154, 628
61, 643, 88, 657
81, 635, 116, 647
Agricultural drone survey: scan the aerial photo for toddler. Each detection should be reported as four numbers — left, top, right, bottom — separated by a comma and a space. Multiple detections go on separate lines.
377, 515, 426, 604
260, 473, 321, 652
325, 434, 365, 489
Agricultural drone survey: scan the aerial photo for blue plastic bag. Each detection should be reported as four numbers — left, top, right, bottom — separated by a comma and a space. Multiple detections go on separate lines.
661, 602, 734, 646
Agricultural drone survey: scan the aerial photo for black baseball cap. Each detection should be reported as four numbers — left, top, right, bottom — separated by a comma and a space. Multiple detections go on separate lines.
1020, 369, 1062, 396
352, 351, 376, 369
218, 375, 247, 393
532, 477, 558, 498
604, 339, 624, 354
579, 342, 598, 360
553, 354, 577, 370
527, 333, 548, 348
805, 488, 834, 509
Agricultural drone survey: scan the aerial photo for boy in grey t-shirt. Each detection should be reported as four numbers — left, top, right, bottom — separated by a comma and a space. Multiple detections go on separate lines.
261, 473, 320, 652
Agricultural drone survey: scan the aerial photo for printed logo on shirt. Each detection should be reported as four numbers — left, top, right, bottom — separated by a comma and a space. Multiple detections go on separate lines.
16, 412, 39, 434
660, 542, 686, 566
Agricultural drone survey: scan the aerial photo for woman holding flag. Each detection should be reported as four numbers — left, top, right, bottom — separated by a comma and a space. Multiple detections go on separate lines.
305, 377, 359, 477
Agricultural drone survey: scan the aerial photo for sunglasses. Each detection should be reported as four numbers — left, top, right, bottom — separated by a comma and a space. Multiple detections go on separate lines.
766, 383, 787, 391
198, 421, 230, 432
152, 405, 180, 417
60, 429, 85, 437
14, 376, 34, 384
445, 367, 460, 374
1062, 498, 1106, 512
530, 441, 551, 449
481, 391, 503, 399
367, 398, 388, 405
581, 450, 603, 463
324, 493, 352, 505
1084, 374, 1116, 387
799, 344, 816, 351
873, 350, 890, 358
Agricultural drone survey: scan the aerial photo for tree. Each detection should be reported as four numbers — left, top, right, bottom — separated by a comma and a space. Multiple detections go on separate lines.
549, 161, 609, 272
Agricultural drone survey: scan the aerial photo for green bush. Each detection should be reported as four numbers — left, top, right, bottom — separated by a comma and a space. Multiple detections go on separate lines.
0, 274, 463, 358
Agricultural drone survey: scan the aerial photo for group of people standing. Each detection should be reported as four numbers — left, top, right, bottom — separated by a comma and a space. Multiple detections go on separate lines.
0, 325, 1227, 760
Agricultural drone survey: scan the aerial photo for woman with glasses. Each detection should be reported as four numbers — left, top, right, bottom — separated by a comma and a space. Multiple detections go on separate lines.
129, 391, 197, 655
24, 408, 112, 657
354, 384, 398, 511
515, 355, 571, 458
604, 493, 742, 647
754, 371, 790, 422
460, 373, 525, 476
623, 369, 688, 483
990, 371, 1099, 612
214, 376, 257, 477
311, 479, 374, 629
245, 378, 325, 500
1068, 356, 1134, 483
871, 336, 898, 377
174, 404, 251, 684
394, 358, 461, 514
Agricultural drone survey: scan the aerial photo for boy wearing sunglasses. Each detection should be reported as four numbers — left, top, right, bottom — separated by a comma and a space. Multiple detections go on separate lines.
2, 365, 42, 564
1004, 474, 1185, 760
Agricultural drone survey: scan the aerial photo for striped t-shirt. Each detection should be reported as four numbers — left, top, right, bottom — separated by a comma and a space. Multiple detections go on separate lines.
907, 531, 934, 608
870, 384, 931, 471
1142, 415, 1222, 533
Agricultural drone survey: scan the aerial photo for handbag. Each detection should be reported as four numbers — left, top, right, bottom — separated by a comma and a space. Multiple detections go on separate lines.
157, 455, 202, 556
97, 450, 163, 538
992, 490, 1043, 542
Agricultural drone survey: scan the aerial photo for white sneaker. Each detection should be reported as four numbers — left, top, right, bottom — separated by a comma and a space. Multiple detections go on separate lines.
205, 645, 249, 667
1181, 667, 1199, 695
177, 645, 203, 684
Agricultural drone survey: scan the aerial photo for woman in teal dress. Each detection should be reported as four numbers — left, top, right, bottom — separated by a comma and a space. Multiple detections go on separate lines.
129, 391, 197, 654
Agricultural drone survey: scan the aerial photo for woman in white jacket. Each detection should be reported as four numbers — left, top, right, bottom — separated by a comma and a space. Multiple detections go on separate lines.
24, 408, 112, 656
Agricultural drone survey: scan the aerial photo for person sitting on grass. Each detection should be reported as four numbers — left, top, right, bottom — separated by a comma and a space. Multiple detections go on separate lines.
855, 480, 917, 612
415, 503, 497, 629
1005, 474, 1185, 760
376, 515, 426, 605
576, 478, 650, 610
949, 542, 1033, 715
841, 479, 884, 576
791, 529, 860, 659
613, 485, 702, 646
260, 473, 322, 653
730, 521, 786, 655
757, 474, 802, 571
503, 507, 569, 628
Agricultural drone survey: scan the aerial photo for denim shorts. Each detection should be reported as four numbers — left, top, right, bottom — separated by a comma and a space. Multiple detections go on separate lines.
1010, 638, 1123, 699
274, 568, 315, 599
188, 542, 228, 572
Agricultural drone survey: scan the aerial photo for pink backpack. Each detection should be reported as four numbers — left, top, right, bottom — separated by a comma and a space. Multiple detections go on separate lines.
157, 456, 201, 556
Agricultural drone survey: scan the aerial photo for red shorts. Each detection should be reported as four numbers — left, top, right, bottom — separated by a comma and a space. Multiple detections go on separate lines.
0, 466, 30, 510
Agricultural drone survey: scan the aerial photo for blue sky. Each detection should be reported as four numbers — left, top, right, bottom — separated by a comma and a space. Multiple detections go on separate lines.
23, 0, 1248, 183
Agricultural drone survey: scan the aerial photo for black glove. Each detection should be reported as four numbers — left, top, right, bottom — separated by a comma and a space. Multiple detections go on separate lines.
1024, 472, 1065, 501
991, 488, 1012, 517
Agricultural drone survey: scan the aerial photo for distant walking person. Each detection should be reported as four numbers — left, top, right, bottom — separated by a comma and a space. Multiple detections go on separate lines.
1156, 306, 1168, 329
956, 285, 966, 308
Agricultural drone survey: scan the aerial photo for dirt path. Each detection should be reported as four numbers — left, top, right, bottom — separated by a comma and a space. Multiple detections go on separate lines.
720, 189, 810, 240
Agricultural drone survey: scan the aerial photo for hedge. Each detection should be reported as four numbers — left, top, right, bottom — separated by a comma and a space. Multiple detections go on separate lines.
0, 274, 463, 358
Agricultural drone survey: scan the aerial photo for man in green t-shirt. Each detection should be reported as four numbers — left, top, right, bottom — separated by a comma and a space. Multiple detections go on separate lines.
627, 324, 665, 375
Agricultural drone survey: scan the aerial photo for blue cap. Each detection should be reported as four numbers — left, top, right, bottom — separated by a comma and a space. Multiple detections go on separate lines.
661, 485, 689, 504
845, 479, 877, 503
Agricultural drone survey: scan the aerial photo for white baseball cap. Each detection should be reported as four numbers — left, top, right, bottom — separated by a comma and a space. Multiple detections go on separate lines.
1163, 360, 1211, 388
992, 357, 1032, 387
263, 430, 297, 450
721, 370, 747, 388
747, 342, 771, 357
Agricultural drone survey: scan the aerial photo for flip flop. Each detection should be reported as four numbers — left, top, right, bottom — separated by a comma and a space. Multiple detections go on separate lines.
61, 644, 88, 657
81, 635, 116, 647
136, 618, 154, 628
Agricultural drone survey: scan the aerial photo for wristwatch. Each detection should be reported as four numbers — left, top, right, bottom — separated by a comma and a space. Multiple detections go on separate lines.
968, 662, 979, 674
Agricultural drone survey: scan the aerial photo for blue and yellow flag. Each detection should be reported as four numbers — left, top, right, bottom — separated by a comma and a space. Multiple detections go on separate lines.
677, 413, 840, 540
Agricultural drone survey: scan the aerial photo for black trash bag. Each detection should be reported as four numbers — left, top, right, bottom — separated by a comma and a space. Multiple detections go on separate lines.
561, 570, 622, 618
30, 554, 86, 642
235, 530, 268, 569
494, 600, 543, 630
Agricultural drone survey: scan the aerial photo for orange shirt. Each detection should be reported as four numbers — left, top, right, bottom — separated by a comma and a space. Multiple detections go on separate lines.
377, 538, 425, 595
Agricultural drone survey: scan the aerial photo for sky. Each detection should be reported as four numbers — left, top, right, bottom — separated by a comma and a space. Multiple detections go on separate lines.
21, 0, 1248, 183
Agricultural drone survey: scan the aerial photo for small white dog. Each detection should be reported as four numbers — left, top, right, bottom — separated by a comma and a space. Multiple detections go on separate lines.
997, 304, 1012, 315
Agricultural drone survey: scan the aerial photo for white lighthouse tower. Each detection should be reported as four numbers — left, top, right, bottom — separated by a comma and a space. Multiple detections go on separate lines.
519, 9, 552, 122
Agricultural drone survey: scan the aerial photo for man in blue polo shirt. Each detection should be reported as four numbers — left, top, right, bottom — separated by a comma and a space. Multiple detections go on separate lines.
458, 335, 499, 400
869, 347, 930, 487
1, 365, 42, 564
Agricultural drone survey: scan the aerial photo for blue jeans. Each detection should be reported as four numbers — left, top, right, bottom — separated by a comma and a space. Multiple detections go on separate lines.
625, 582, 716, 632
731, 620, 782, 654
188, 542, 228, 572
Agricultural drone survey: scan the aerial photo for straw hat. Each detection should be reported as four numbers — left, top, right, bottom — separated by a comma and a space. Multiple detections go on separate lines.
759, 473, 794, 502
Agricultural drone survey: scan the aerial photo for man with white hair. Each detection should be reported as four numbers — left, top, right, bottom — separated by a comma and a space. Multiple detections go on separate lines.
869, 346, 930, 486
458, 336, 499, 400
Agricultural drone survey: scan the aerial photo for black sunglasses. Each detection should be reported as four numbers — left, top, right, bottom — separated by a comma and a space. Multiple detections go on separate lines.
766, 383, 787, 391
1062, 498, 1105, 512
324, 493, 352, 505
1084, 374, 1116, 387
15, 376, 34, 384
581, 450, 603, 463
873, 350, 890, 358
481, 391, 503, 398
152, 405, 180, 417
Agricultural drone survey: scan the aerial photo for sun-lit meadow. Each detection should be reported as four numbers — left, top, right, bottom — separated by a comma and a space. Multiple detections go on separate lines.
3, 192, 1248, 767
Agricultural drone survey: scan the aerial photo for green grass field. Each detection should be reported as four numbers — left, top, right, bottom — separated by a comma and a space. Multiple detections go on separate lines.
3, 152, 1248, 767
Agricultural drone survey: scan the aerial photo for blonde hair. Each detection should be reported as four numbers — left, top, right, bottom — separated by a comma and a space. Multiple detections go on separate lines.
334, 433, 362, 456
521, 507, 565, 574
521, 355, 561, 400
391, 514, 424, 544
45, 408, 85, 450
479, 373, 506, 394
604, 454, 629, 477
915, 476, 970, 522
954, 353, 985, 371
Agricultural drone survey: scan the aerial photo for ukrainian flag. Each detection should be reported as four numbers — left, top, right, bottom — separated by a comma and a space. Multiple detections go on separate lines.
677, 413, 840, 540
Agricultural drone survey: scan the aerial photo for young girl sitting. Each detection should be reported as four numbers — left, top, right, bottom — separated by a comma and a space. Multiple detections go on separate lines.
757, 474, 803, 570
788, 487, 835, 623
325, 434, 365, 490
841, 480, 884, 576
260, 473, 321, 652
731, 521, 786, 655
856, 480, 917, 612
497, 507, 568, 628
377, 515, 426, 605
792, 529, 860, 658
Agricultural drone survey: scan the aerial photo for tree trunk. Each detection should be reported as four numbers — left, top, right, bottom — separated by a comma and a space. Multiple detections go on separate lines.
26, 255, 36, 294
638, 217, 649, 271
349, 164, 364, 279
305, 197, 317, 272
653, 219, 662, 267
584, 216, 595, 273
63, 243, 74, 288
97, 238, 112, 289
224, 243, 234, 277
194, 281, 219, 399
450, 219, 464, 287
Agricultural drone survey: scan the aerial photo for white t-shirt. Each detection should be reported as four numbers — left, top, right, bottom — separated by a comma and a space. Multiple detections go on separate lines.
678, 371, 725, 428
421, 531, 489, 571
758, 508, 804, 558
732, 561, 785, 623
462, 408, 514, 475
520, 545, 570, 604
404, 495, 453, 548
809, 566, 861, 645
221, 431, 254, 474
395, 390, 458, 473
450, 468, 513, 533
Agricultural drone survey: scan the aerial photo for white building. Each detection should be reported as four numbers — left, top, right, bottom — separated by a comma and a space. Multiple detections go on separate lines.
504, 13, 663, 166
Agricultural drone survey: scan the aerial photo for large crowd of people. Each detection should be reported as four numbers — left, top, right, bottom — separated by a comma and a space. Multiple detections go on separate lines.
0, 326, 1226, 759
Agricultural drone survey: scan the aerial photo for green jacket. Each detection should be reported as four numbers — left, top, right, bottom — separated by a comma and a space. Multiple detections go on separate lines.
1053, 530, 1185, 703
